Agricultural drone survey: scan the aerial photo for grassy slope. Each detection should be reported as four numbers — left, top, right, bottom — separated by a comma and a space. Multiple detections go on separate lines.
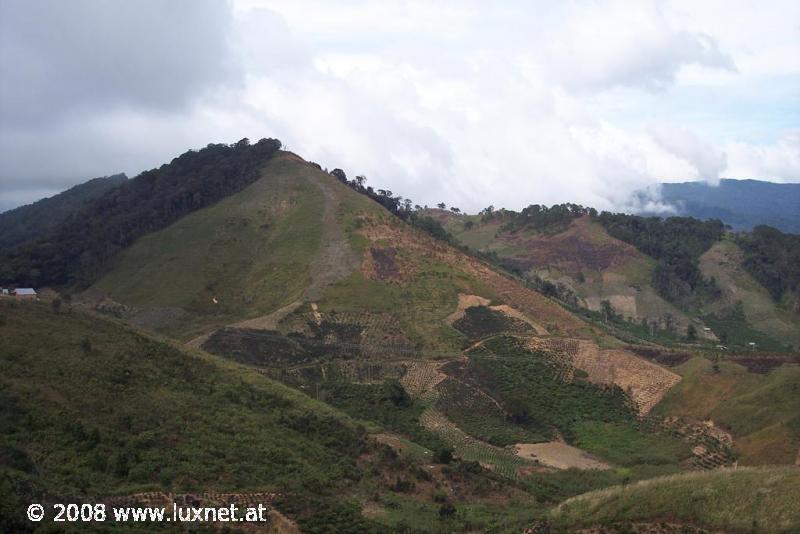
88, 153, 324, 339
700, 238, 800, 348
0, 302, 553, 533
0, 300, 380, 529
654, 356, 800, 464
553, 467, 800, 532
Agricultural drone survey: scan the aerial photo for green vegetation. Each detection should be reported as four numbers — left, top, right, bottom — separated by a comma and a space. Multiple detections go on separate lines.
320, 380, 449, 452
737, 225, 800, 301
451, 305, 533, 341
464, 337, 691, 465
499, 203, 595, 234
435, 377, 546, 446
0, 301, 383, 531
655, 356, 800, 465
595, 212, 725, 303
0, 173, 127, 249
89, 151, 323, 339
703, 302, 788, 351
552, 467, 800, 532
522, 464, 679, 504
1, 138, 282, 288
373, 493, 542, 533
699, 239, 800, 350
573, 422, 691, 466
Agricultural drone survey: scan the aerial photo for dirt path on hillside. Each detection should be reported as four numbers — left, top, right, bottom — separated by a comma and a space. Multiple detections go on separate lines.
186, 172, 360, 346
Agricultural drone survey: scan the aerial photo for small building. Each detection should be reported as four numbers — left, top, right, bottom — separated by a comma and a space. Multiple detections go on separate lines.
0, 288, 9, 296
13, 288, 37, 299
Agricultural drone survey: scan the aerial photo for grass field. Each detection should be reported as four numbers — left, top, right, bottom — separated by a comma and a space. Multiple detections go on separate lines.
655, 356, 800, 465
553, 467, 800, 532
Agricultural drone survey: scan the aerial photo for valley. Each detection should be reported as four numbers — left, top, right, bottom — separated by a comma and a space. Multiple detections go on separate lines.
1, 144, 798, 532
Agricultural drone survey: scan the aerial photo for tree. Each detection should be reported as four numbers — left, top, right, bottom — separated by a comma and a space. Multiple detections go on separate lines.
438, 503, 456, 519
450, 207, 461, 214
330, 168, 347, 182
505, 393, 530, 424
686, 324, 697, 341
381, 379, 411, 407
464, 220, 474, 230
600, 300, 616, 323
437, 202, 446, 210
432, 446, 453, 464
663, 313, 675, 333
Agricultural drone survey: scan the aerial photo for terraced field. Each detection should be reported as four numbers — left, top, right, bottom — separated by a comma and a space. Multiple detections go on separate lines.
418, 408, 536, 479
526, 336, 681, 414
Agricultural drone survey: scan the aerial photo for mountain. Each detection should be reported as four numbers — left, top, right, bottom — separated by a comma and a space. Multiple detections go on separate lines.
436, 206, 800, 351
0, 173, 127, 249
646, 179, 800, 233
0, 138, 282, 287
3, 140, 799, 532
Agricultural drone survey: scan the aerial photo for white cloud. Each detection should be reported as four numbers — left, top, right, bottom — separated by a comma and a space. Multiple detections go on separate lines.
725, 132, 800, 182
649, 125, 728, 184
1, 0, 798, 214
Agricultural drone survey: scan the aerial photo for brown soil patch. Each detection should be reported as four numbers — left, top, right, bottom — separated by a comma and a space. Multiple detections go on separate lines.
358, 219, 587, 336
498, 216, 643, 276
514, 442, 610, 470
361, 246, 414, 282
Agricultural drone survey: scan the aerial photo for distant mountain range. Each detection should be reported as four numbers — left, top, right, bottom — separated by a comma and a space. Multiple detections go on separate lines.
640, 179, 800, 233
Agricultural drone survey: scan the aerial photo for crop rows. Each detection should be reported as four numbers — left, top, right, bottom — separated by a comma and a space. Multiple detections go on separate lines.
639, 416, 736, 470
399, 360, 446, 400
418, 407, 535, 479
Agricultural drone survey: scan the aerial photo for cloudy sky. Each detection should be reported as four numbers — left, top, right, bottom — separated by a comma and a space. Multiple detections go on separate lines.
0, 0, 798, 213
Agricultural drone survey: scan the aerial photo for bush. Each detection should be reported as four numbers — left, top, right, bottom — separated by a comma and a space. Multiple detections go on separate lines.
433, 446, 454, 464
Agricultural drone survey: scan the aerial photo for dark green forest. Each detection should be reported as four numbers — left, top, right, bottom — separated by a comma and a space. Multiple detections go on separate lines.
737, 225, 800, 301
0, 173, 127, 249
594, 213, 725, 303
500, 203, 596, 234
0, 138, 281, 288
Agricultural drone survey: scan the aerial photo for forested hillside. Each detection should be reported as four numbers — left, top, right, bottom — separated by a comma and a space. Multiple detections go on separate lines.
0, 138, 281, 288
594, 213, 725, 304
0, 173, 126, 248
737, 225, 800, 302
650, 179, 800, 233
